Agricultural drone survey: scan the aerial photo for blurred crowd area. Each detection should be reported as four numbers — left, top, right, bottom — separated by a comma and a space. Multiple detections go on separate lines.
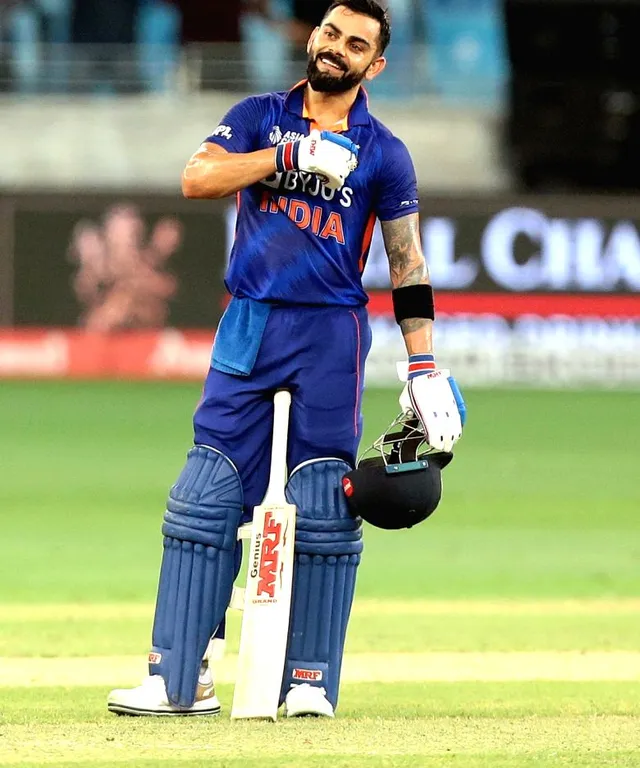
0, 0, 506, 101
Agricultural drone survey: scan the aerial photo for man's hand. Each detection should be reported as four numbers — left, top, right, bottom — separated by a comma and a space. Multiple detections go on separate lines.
276, 130, 358, 191
398, 355, 466, 453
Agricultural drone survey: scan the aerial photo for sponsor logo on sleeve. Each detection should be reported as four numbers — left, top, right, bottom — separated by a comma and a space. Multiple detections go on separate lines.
212, 125, 233, 140
148, 652, 162, 664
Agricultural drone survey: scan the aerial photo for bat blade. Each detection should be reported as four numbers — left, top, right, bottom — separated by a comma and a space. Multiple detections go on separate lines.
230, 500, 296, 720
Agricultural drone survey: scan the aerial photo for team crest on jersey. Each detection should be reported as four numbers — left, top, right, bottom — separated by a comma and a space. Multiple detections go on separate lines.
269, 125, 305, 145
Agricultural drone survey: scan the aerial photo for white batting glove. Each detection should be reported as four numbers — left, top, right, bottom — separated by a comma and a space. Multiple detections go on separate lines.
275, 129, 358, 191
398, 355, 466, 453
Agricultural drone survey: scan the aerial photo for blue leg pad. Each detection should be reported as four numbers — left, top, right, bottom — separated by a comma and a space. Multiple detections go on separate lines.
149, 446, 243, 708
279, 459, 363, 710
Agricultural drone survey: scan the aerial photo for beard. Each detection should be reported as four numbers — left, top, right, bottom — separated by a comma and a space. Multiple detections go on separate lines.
306, 51, 367, 94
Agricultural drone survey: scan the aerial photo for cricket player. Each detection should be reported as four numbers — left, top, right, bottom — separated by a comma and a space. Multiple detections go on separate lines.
108, 0, 464, 718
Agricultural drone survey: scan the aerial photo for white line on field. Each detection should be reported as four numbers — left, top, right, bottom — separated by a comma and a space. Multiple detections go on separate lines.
1, 652, 640, 687
3, 598, 640, 622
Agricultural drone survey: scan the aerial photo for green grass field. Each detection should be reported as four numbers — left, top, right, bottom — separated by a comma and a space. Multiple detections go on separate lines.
1, 382, 639, 767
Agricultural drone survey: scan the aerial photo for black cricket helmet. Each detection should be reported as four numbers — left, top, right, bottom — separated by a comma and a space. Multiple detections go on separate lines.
342, 411, 453, 530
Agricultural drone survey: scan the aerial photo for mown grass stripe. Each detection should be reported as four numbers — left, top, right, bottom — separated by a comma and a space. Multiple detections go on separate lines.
1, 716, 639, 765
3, 598, 640, 622
2, 651, 640, 687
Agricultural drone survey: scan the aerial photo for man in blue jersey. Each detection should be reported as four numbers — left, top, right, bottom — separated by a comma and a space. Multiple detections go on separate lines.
108, 0, 464, 719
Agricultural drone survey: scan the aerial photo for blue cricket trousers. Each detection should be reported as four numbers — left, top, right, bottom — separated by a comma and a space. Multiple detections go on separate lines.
193, 304, 372, 515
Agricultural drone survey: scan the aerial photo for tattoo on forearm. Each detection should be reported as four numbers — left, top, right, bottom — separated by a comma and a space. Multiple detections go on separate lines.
381, 214, 434, 347
400, 264, 426, 287
400, 318, 428, 335
381, 214, 429, 288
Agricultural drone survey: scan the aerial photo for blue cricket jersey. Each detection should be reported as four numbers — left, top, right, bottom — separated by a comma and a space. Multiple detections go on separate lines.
205, 80, 419, 307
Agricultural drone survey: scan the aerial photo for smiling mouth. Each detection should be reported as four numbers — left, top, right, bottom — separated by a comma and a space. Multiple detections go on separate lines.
317, 55, 346, 73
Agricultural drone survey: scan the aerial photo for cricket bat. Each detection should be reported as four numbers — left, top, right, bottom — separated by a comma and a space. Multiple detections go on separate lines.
231, 389, 296, 721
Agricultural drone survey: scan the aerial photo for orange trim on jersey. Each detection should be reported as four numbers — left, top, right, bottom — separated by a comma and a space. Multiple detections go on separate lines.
289, 78, 308, 92
301, 86, 349, 132
302, 102, 349, 133
304, 110, 348, 132
358, 212, 377, 273
288, 79, 367, 132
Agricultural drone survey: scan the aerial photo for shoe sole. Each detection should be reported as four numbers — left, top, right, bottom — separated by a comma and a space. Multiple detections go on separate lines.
284, 707, 334, 718
107, 703, 221, 717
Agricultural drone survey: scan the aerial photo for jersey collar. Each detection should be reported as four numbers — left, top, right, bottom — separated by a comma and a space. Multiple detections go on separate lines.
283, 79, 370, 131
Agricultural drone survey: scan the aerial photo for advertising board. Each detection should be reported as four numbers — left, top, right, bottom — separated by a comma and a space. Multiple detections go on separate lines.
0, 193, 638, 385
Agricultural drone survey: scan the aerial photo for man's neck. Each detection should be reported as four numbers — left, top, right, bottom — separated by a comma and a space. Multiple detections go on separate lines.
303, 84, 360, 131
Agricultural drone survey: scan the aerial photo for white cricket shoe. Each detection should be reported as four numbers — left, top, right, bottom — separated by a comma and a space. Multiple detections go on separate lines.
283, 683, 335, 718
107, 669, 221, 716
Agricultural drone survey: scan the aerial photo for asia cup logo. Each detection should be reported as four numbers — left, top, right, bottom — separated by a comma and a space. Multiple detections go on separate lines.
269, 125, 283, 145
269, 126, 305, 146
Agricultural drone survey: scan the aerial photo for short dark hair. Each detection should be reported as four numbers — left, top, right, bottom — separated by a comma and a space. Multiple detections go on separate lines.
323, 0, 391, 55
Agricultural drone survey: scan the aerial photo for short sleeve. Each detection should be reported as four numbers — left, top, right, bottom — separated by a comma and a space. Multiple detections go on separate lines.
203, 96, 266, 154
374, 137, 420, 221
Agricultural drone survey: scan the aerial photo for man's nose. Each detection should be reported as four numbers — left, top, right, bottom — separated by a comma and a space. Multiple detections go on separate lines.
329, 41, 347, 59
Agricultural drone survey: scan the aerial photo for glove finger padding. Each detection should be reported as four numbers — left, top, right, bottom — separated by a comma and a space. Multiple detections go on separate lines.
408, 370, 463, 453
298, 130, 358, 191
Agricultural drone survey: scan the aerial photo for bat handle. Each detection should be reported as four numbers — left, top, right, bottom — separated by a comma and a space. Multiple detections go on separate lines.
265, 389, 291, 504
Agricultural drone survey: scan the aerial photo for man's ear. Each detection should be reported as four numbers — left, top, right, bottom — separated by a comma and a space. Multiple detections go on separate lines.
307, 27, 320, 54
364, 56, 387, 82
